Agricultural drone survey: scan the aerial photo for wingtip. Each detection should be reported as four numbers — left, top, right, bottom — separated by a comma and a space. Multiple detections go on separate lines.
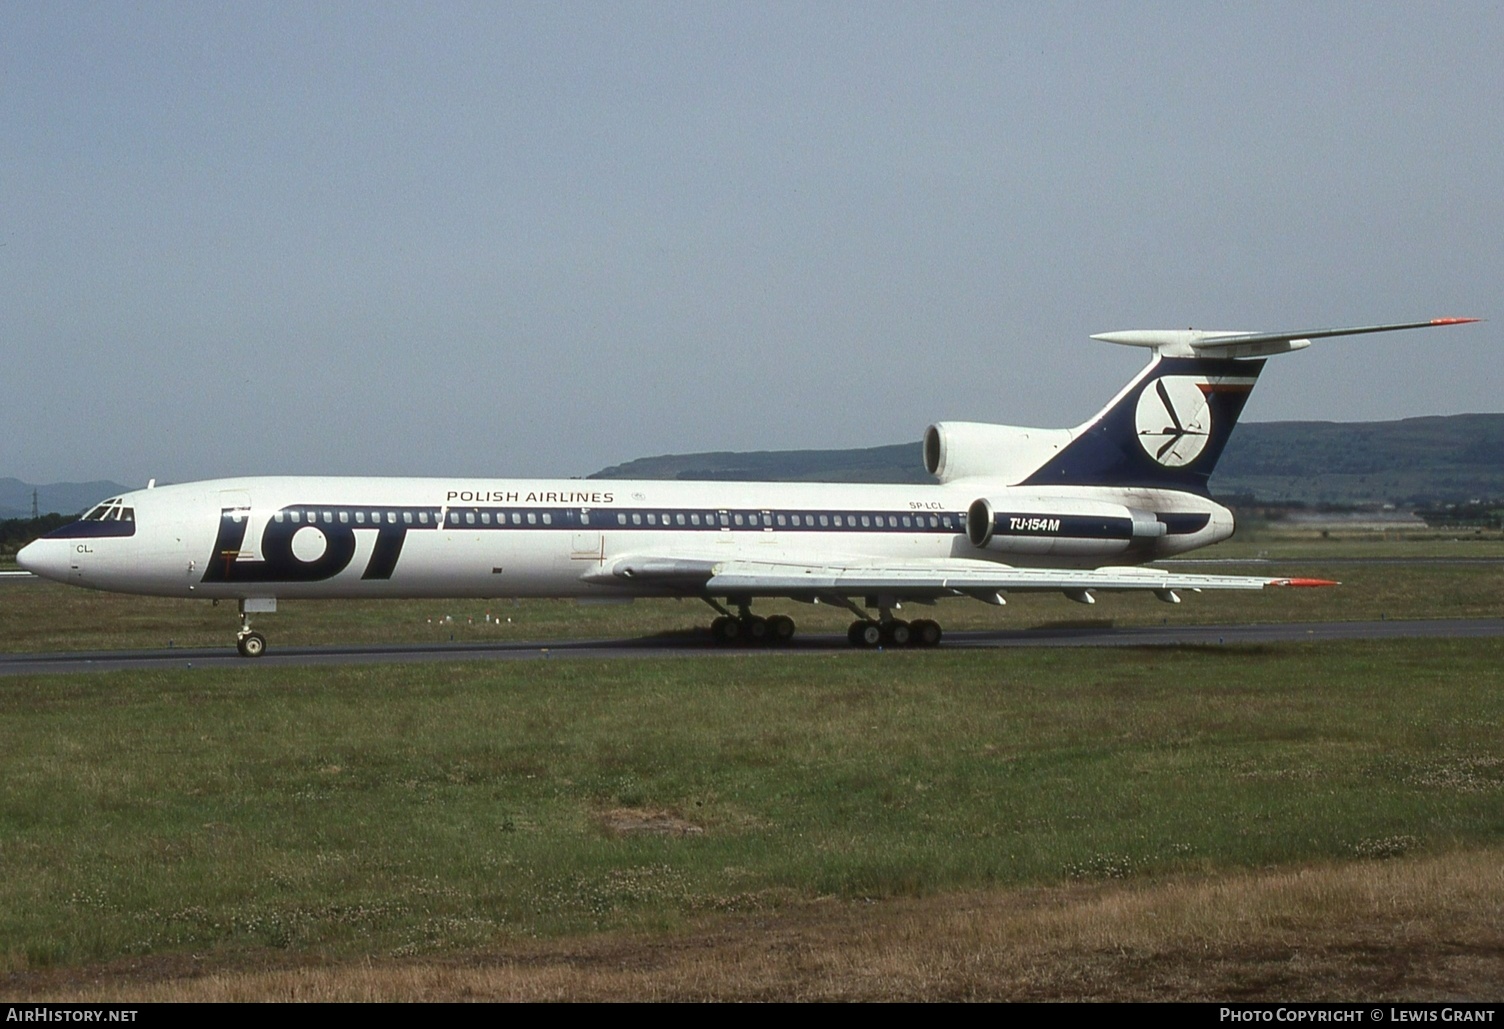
1430, 317, 1481, 325
1268, 577, 1341, 588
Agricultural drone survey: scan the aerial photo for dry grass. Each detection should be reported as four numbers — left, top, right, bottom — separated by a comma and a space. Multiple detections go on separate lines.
15, 847, 1502, 1002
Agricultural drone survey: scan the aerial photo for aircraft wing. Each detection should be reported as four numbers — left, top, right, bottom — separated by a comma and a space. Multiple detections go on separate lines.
583, 555, 1332, 601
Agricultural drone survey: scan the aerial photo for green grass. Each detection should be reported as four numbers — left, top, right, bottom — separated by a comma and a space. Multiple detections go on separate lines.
2, 554, 1502, 655
1, 640, 1501, 969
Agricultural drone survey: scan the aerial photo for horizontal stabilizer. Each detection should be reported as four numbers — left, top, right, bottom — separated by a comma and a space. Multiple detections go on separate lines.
1092, 318, 1478, 359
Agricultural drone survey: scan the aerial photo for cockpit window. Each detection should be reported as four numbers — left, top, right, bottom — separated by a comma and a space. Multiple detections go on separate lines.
82, 498, 126, 521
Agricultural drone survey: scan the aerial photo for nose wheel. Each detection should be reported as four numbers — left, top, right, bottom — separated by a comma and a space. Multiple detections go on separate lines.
236, 606, 269, 658
236, 631, 268, 658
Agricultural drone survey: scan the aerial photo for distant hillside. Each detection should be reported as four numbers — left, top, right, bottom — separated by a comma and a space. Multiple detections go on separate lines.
591, 414, 1504, 505
0, 478, 130, 520
592, 443, 930, 485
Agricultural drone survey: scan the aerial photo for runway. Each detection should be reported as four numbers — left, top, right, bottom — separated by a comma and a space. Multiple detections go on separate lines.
2, 617, 1500, 676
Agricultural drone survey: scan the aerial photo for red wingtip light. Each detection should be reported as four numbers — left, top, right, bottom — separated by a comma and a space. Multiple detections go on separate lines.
1269, 577, 1340, 588
1430, 317, 1481, 325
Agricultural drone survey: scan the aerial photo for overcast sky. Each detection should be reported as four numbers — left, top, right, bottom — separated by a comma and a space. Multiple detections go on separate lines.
3, 2, 1499, 485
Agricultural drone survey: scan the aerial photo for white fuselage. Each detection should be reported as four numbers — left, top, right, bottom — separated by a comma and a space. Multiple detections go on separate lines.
19, 475, 1234, 602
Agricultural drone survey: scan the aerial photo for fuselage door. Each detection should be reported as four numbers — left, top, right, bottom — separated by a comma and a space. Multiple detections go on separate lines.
217, 490, 255, 564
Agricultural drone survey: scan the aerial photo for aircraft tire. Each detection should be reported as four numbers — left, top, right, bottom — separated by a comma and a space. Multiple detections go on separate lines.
711, 616, 740, 644
849, 620, 883, 648
237, 632, 268, 658
882, 620, 912, 646
912, 619, 943, 647
768, 615, 796, 644
743, 616, 769, 645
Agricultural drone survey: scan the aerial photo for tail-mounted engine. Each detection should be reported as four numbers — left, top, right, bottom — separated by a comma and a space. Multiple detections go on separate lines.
965, 496, 1168, 558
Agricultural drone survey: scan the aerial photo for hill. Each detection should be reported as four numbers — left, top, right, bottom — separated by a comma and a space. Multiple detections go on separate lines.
591, 414, 1504, 505
0, 478, 131, 520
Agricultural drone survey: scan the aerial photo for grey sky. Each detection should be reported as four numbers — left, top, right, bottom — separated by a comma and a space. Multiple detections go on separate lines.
3, 2, 1499, 484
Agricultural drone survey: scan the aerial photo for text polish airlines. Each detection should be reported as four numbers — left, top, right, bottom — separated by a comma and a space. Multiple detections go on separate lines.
18, 318, 1478, 656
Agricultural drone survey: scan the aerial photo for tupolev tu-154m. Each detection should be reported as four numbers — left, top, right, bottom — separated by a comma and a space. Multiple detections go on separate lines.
18, 318, 1478, 656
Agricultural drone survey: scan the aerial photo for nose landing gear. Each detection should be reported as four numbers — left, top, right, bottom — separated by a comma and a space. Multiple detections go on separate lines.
236, 628, 268, 658
234, 598, 276, 657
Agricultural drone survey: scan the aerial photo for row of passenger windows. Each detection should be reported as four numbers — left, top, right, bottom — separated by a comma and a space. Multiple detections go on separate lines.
263, 506, 963, 532
596, 510, 961, 531
273, 508, 433, 526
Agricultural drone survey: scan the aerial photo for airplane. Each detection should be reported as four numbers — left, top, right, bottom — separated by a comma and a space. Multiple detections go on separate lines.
16, 317, 1478, 657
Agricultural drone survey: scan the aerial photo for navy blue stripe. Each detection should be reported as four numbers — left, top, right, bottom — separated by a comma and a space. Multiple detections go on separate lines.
44, 521, 137, 539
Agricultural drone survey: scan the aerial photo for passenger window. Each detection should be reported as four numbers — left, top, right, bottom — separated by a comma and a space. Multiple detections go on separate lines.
512, 512, 522, 525
404, 512, 414, 524
290, 511, 301, 524
631, 513, 642, 525
339, 511, 349, 524
419, 511, 429, 524
719, 513, 729, 527
690, 513, 701, 525
527, 512, 537, 525
542, 513, 552, 525
617, 513, 627, 525
274, 511, 285, 523
465, 512, 475, 525
747, 514, 758, 527
355, 511, 365, 524
646, 513, 656, 525
733, 514, 743, 526
449, 512, 459, 524
481, 512, 490, 524
581, 512, 591, 526
676, 513, 686, 526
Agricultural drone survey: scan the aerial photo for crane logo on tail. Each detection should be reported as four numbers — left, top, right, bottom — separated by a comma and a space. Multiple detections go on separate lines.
1135, 376, 1213, 467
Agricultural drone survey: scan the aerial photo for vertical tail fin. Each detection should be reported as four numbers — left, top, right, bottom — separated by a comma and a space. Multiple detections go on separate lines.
1023, 317, 1479, 494
1021, 355, 1262, 494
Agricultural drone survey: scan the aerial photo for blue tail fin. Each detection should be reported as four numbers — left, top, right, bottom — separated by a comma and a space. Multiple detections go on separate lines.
1021, 355, 1264, 495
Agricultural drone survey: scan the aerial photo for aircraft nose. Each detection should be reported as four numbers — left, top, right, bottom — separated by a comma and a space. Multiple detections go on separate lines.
16, 538, 69, 581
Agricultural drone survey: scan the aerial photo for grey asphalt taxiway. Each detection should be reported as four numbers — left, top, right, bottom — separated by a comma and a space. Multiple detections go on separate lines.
1, 617, 1500, 676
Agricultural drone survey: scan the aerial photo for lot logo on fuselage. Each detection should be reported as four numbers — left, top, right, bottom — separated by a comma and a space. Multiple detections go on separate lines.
1135, 376, 1212, 467
202, 506, 434, 583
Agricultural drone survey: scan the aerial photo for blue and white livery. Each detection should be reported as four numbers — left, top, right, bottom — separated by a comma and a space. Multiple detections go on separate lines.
18, 318, 1478, 654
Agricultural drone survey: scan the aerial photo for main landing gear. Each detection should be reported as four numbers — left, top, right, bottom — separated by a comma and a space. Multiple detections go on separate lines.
708, 602, 797, 647
846, 618, 943, 648
703, 598, 943, 648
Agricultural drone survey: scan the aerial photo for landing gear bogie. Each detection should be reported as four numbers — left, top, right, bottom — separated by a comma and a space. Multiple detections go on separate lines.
709, 611, 796, 647
848, 617, 942, 648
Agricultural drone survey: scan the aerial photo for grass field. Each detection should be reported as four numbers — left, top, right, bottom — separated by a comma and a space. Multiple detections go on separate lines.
1, 639, 1502, 1000
1, 529, 1501, 1000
